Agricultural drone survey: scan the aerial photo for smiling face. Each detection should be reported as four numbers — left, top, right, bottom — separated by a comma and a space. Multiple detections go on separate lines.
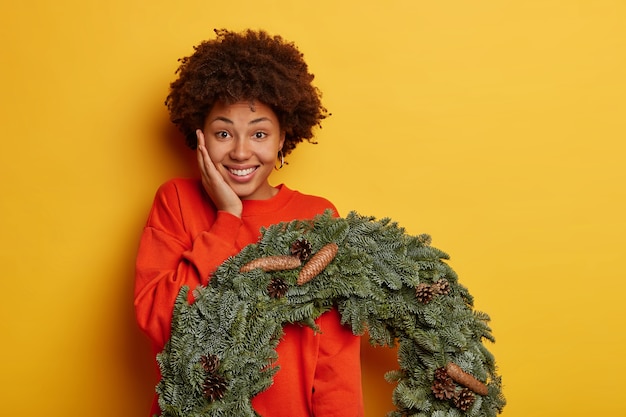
202, 100, 285, 200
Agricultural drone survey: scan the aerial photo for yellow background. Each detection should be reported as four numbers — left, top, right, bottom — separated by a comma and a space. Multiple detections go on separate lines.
1, 1, 624, 416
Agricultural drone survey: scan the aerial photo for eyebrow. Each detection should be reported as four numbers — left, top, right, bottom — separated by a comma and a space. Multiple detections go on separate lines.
210, 116, 274, 125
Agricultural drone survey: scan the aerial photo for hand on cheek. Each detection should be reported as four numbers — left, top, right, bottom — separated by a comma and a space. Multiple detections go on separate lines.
196, 129, 243, 217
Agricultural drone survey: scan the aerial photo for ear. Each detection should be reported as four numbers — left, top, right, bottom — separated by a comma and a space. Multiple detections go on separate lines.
279, 131, 286, 151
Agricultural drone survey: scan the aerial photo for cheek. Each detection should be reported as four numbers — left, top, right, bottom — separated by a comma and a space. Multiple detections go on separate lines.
256, 142, 281, 162
206, 143, 227, 162
259, 148, 279, 163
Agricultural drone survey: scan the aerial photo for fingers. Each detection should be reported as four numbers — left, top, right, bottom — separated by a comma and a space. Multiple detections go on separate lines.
196, 129, 210, 179
196, 128, 205, 149
196, 128, 210, 156
195, 129, 243, 217
196, 129, 219, 181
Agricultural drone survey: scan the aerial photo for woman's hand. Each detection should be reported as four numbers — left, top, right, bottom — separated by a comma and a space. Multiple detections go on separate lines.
196, 129, 243, 217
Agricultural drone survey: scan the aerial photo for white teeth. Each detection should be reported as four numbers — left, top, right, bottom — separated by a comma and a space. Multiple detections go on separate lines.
230, 167, 256, 176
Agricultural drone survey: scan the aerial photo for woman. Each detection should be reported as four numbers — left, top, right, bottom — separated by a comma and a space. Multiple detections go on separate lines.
134, 29, 364, 416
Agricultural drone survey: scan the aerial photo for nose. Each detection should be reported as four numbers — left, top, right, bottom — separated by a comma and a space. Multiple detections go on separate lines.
229, 137, 252, 161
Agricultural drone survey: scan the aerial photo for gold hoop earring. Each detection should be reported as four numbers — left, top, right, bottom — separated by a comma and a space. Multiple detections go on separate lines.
275, 150, 284, 170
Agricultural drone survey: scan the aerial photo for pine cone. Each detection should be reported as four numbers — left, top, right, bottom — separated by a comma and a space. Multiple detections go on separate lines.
432, 378, 456, 400
297, 243, 338, 285
200, 354, 220, 373
267, 277, 289, 298
290, 238, 313, 261
453, 388, 476, 411
446, 362, 488, 396
203, 374, 228, 402
433, 278, 451, 295
432, 367, 455, 400
415, 283, 435, 303
240, 255, 301, 273
434, 367, 450, 382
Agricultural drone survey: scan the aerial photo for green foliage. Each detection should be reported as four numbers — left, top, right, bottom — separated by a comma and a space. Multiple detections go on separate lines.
156, 211, 506, 416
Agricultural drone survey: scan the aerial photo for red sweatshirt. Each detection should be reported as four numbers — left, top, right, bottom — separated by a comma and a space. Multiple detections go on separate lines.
134, 178, 363, 417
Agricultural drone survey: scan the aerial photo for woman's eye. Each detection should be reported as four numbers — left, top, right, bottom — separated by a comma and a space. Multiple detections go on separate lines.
216, 131, 230, 139
253, 132, 267, 139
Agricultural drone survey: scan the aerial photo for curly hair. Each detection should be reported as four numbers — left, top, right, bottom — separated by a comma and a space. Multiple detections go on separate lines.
165, 29, 328, 156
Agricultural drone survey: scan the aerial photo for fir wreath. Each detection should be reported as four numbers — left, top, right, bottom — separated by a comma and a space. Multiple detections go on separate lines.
156, 211, 506, 417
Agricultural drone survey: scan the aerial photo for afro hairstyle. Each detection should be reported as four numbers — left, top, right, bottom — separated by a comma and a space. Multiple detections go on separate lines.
165, 29, 329, 156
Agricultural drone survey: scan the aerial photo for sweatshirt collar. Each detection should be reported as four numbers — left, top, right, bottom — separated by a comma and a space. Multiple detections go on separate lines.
241, 184, 291, 215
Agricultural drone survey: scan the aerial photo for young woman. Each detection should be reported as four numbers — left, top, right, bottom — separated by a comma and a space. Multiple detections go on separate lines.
134, 29, 364, 417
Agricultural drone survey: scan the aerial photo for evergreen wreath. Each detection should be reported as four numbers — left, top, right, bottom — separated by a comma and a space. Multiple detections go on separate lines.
156, 211, 506, 417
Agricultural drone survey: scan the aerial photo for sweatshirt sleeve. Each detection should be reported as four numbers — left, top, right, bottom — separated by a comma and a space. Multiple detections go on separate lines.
134, 181, 243, 348
312, 308, 364, 417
